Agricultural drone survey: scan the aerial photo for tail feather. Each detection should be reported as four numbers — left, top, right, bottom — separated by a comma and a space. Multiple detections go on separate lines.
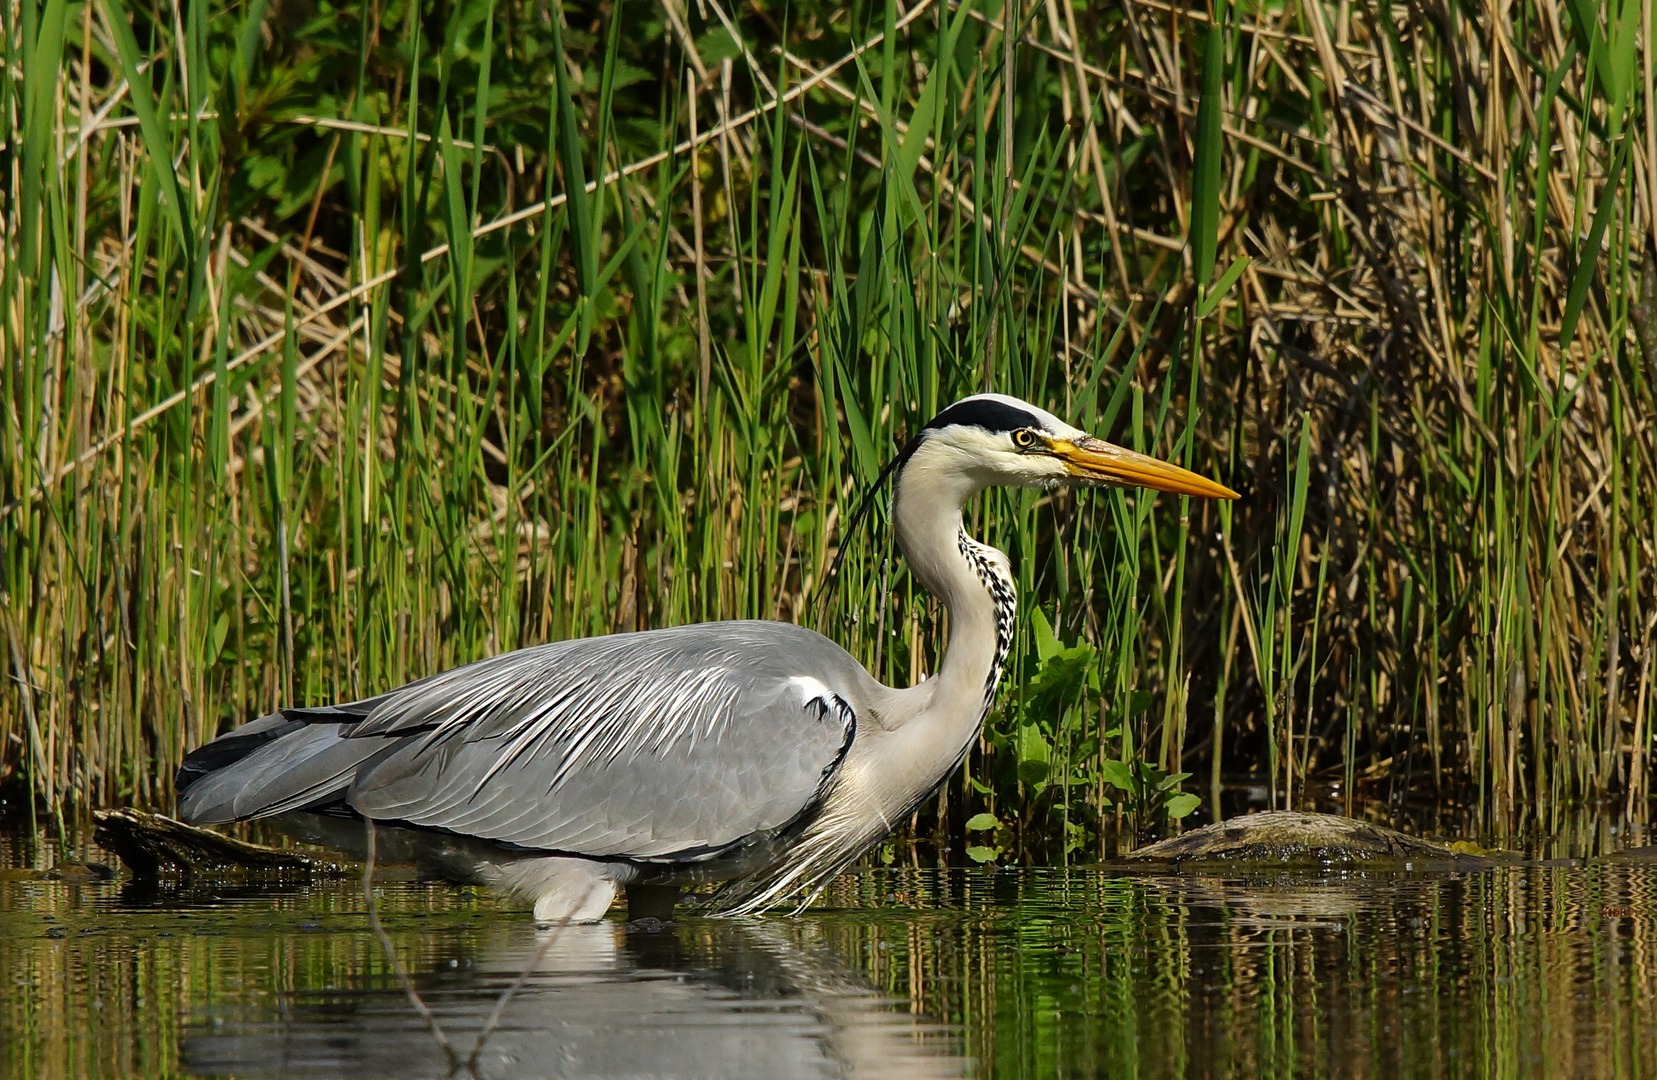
176, 712, 392, 825
175, 713, 302, 797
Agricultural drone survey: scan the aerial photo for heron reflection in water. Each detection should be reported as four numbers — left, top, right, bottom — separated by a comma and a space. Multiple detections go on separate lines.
181, 919, 964, 1079
176, 395, 1236, 921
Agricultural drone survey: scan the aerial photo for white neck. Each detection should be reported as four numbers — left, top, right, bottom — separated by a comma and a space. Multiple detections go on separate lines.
719, 433, 1023, 913
883, 440, 1016, 750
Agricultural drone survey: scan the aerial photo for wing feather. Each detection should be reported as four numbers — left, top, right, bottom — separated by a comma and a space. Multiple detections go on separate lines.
337, 622, 864, 860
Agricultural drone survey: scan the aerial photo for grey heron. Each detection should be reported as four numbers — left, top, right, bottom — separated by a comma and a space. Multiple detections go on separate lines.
176, 394, 1237, 922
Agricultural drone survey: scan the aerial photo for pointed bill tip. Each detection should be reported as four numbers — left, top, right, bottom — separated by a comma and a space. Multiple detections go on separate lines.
1056, 439, 1239, 500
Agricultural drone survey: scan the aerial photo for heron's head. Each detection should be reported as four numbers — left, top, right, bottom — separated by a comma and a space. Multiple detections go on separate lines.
905, 393, 1239, 500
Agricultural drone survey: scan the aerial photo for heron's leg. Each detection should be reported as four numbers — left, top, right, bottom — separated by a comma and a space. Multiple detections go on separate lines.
534, 879, 617, 923
487, 856, 619, 923
624, 884, 682, 923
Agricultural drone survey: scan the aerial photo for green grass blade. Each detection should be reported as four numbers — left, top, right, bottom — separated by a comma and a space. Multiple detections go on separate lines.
1189, 0, 1228, 290
1558, 139, 1628, 360
98, 0, 193, 264
21, 0, 68, 272
548, 7, 596, 314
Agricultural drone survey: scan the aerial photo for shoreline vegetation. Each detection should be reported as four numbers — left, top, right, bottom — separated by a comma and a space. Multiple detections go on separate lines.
2, 0, 1653, 853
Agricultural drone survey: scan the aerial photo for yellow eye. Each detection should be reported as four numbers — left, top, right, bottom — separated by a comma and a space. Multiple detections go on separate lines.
1011, 429, 1037, 449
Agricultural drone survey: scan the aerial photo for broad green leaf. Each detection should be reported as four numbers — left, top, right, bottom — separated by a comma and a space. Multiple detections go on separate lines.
1017, 723, 1051, 788
1031, 606, 1061, 663
1165, 793, 1201, 820
1100, 759, 1136, 792
1017, 722, 1051, 764
1025, 646, 1097, 712
1156, 770, 1194, 794
964, 813, 1001, 832
692, 25, 741, 66
965, 846, 999, 864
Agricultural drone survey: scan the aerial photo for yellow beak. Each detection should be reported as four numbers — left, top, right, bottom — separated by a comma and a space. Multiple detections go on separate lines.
1050, 438, 1240, 500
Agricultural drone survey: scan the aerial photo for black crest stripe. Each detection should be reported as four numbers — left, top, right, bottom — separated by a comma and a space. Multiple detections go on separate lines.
924, 398, 1044, 435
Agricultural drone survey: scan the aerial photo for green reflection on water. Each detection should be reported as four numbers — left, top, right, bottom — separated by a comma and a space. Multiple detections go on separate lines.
4, 860, 1656, 1078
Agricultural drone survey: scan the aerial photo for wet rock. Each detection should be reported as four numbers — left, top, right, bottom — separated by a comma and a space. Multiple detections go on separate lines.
1603, 844, 1657, 863
1122, 811, 1490, 868
2, 861, 121, 883
44, 862, 117, 882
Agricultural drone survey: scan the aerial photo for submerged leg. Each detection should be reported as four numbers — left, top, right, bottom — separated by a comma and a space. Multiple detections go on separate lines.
486, 856, 620, 923
624, 884, 682, 923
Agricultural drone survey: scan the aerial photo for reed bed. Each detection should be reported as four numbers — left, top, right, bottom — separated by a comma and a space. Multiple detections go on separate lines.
1, 0, 1652, 850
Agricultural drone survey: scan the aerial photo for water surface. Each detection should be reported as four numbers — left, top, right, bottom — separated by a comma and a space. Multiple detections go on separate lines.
4, 839, 1656, 1078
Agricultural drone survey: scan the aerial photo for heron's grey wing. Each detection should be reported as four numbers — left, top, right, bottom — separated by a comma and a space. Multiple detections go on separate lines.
342, 624, 861, 860
176, 693, 401, 824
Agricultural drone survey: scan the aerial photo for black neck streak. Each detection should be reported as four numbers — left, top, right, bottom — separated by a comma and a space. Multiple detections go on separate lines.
957, 530, 1016, 713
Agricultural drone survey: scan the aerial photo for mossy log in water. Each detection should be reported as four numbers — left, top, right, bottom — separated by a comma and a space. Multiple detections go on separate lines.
94, 808, 1503, 882
94, 810, 349, 881
1124, 812, 1492, 868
